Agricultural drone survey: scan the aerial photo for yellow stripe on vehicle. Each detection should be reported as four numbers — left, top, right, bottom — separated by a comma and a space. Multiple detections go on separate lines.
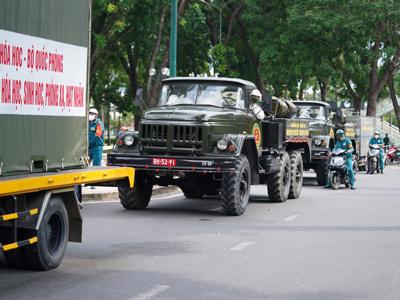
3, 242, 19, 251
2, 212, 18, 221
0, 167, 135, 197
30, 208, 39, 216
29, 237, 38, 244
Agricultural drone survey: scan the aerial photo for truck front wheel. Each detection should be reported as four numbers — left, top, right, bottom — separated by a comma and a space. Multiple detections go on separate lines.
220, 156, 250, 216
267, 152, 291, 202
24, 196, 69, 270
315, 160, 329, 186
118, 172, 153, 210
288, 151, 303, 199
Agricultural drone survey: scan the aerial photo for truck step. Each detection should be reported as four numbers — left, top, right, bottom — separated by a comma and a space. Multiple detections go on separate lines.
0, 208, 38, 222
0, 236, 38, 252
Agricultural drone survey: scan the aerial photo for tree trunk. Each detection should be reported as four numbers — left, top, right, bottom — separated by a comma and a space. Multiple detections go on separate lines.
236, 17, 265, 91
146, 5, 168, 100
343, 79, 362, 112
298, 79, 307, 100
317, 78, 329, 102
146, 0, 188, 108
389, 79, 400, 127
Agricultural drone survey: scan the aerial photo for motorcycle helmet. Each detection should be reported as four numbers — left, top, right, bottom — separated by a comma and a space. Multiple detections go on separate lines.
336, 129, 345, 137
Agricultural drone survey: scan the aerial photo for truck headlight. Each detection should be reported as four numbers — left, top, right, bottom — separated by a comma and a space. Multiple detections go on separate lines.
123, 135, 135, 146
217, 138, 229, 151
314, 138, 322, 146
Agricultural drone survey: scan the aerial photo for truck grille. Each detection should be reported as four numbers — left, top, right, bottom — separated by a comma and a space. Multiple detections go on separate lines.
140, 124, 203, 155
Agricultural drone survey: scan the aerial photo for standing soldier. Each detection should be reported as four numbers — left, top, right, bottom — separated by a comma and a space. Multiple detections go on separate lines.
88, 108, 104, 166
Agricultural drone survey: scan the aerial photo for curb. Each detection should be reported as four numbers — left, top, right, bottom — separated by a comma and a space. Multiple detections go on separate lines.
82, 185, 180, 202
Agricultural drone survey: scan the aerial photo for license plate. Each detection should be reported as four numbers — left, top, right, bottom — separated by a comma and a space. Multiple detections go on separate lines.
152, 158, 176, 167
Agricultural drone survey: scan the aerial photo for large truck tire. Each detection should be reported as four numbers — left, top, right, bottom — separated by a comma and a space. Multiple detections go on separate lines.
24, 196, 69, 270
288, 151, 303, 199
220, 156, 250, 216
267, 152, 291, 202
118, 172, 153, 210
315, 160, 329, 186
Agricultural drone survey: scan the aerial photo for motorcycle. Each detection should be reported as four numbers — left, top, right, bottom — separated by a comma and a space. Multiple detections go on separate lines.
386, 145, 400, 165
367, 144, 381, 174
328, 149, 351, 190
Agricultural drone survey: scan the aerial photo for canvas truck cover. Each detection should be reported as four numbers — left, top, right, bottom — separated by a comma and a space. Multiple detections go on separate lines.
0, 0, 90, 176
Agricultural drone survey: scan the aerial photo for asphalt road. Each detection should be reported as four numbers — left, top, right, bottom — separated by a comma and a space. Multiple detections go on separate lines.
1, 167, 400, 300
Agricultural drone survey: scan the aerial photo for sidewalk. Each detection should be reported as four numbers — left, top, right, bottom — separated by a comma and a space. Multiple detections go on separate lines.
82, 185, 180, 202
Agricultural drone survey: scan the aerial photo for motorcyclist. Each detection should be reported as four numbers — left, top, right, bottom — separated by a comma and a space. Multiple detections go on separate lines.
368, 130, 384, 174
324, 129, 356, 190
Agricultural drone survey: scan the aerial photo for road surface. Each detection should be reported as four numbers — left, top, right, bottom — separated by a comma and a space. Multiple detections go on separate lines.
1, 167, 400, 300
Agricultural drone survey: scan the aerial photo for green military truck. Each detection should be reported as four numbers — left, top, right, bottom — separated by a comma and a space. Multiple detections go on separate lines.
108, 77, 311, 216
293, 101, 334, 185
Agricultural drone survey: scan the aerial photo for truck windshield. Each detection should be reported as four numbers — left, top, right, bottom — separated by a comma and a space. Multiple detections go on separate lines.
295, 105, 326, 120
158, 82, 244, 108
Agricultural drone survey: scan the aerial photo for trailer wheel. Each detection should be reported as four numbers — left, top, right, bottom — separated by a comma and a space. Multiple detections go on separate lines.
288, 151, 303, 199
267, 152, 291, 202
220, 155, 250, 216
315, 160, 329, 186
118, 172, 153, 210
24, 196, 69, 270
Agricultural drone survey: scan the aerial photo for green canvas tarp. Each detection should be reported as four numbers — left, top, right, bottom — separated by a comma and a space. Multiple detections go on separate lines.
0, 0, 90, 176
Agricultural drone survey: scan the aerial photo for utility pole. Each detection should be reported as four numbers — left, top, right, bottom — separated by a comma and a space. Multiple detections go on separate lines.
169, 0, 177, 77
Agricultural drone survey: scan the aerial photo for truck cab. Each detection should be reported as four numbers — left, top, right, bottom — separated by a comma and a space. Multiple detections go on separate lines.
293, 101, 334, 185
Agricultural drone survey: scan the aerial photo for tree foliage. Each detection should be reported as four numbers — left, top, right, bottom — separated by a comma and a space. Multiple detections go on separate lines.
91, 0, 400, 118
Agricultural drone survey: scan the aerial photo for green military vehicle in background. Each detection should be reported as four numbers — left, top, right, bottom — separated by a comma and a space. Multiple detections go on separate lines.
293, 101, 334, 185
108, 77, 311, 216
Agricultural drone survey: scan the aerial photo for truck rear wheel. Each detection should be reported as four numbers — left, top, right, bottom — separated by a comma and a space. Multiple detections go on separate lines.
24, 196, 69, 270
118, 172, 153, 210
267, 152, 291, 202
220, 156, 250, 216
315, 160, 329, 186
288, 151, 303, 199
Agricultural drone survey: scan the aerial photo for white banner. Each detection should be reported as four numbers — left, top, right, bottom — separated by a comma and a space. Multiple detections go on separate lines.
0, 29, 87, 116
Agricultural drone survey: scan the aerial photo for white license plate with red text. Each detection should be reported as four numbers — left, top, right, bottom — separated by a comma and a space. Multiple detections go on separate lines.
152, 158, 176, 167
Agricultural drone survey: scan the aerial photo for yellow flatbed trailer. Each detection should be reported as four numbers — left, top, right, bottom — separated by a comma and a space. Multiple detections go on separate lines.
0, 167, 134, 270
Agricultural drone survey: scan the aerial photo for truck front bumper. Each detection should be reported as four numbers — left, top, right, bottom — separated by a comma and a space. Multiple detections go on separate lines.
107, 153, 236, 173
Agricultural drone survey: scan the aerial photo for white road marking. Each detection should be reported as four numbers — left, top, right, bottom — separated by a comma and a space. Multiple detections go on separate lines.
284, 214, 300, 222
230, 241, 254, 251
130, 285, 171, 300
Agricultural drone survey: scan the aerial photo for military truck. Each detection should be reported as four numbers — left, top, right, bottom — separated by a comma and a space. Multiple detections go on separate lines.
0, 0, 134, 271
293, 101, 334, 185
108, 77, 311, 216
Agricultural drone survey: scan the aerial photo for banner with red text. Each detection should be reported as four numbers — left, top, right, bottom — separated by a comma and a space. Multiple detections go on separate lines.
0, 29, 87, 117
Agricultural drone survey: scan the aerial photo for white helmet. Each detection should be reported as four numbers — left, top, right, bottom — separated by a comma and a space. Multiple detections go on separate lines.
374, 130, 380, 135
89, 108, 98, 115
251, 89, 262, 101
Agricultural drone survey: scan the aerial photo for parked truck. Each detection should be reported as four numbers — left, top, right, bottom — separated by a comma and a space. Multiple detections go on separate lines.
0, 0, 134, 270
293, 101, 334, 185
108, 77, 311, 216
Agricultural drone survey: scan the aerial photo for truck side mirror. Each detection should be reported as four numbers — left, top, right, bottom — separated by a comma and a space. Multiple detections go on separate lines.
261, 94, 272, 112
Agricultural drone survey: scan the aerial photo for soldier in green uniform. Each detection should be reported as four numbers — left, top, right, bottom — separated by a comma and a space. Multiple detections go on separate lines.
325, 129, 356, 190
368, 130, 384, 173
